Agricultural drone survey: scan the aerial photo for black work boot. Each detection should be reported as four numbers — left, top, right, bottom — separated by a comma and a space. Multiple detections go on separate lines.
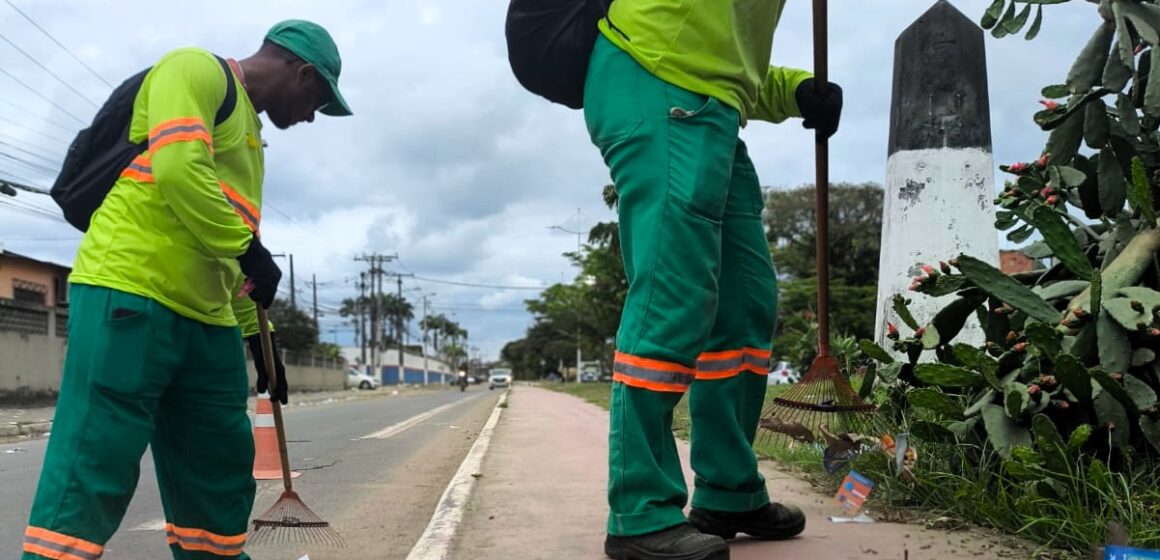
688, 502, 806, 540
604, 523, 730, 560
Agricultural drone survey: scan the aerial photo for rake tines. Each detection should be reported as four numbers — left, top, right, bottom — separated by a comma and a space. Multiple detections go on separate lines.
248, 490, 345, 548
759, 356, 888, 450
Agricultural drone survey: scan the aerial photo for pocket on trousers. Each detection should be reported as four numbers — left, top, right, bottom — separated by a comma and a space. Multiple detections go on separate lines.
664, 91, 738, 224
90, 291, 156, 397
584, 40, 644, 147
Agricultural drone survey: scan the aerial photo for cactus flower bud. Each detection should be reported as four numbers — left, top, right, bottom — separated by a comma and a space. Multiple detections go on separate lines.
921, 264, 937, 276
1110, 372, 1123, 381
1037, 153, 1050, 168
1150, 328, 1160, 337
1132, 300, 1145, 312
1007, 330, 1019, 342
1054, 400, 1070, 410
948, 257, 960, 267
1073, 308, 1086, 319
1014, 342, 1028, 353
1046, 195, 1059, 206
915, 327, 926, 337
1009, 162, 1028, 173
1028, 384, 1041, 395
887, 323, 899, 340
1040, 186, 1055, 198
939, 261, 951, 274
1039, 100, 1060, 111
1040, 375, 1057, 386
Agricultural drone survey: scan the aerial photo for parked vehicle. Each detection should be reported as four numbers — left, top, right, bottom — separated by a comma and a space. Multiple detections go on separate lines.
488, 368, 512, 390
767, 361, 799, 385
346, 367, 380, 390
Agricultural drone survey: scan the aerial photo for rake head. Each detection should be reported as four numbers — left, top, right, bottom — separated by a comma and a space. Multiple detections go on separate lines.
759, 355, 889, 449
247, 490, 345, 548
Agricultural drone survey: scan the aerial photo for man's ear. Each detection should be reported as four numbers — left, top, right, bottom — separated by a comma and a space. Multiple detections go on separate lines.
297, 63, 318, 84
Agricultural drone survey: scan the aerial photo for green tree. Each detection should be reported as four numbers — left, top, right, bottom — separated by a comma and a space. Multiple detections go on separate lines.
764, 182, 883, 284
764, 183, 883, 365
268, 298, 318, 353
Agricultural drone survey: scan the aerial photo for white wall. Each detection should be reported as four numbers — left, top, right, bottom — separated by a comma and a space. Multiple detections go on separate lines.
0, 331, 343, 399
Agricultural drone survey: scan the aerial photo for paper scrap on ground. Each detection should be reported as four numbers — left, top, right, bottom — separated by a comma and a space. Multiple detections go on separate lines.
298, 555, 310, 560
835, 469, 874, 515
829, 513, 876, 524
5, 447, 26, 454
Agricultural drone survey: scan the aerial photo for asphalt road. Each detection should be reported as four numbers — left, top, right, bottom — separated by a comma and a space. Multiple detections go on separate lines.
0, 386, 500, 560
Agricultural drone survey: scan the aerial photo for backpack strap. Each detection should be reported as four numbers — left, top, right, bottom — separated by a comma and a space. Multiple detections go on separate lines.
212, 55, 238, 126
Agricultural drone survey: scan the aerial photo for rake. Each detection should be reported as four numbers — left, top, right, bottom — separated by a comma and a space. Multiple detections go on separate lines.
247, 307, 345, 548
758, 0, 885, 451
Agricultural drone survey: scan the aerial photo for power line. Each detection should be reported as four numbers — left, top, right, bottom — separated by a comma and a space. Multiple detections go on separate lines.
412, 274, 549, 290
0, 115, 70, 146
0, 96, 80, 132
0, 150, 60, 176
0, 30, 100, 107
0, 137, 63, 168
3, 0, 115, 89
0, 197, 66, 224
0, 66, 88, 125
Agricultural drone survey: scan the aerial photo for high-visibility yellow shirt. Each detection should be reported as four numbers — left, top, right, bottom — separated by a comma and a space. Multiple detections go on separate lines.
70, 47, 265, 336
598, 0, 812, 126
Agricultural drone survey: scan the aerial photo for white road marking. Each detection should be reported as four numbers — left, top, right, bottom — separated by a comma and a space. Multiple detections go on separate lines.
359, 394, 482, 440
127, 518, 166, 532
405, 390, 508, 560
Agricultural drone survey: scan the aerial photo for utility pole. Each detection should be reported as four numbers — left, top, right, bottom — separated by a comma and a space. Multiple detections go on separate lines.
311, 273, 318, 332
384, 271, 414, 384
421, 294, 435, 386
354, 253, 397, 379
358, 271, 367, 366
289, 254, 296, 309
550, 208, 585, 383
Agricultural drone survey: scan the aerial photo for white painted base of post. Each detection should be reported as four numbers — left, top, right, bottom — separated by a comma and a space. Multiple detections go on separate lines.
874, 147, 1000, 360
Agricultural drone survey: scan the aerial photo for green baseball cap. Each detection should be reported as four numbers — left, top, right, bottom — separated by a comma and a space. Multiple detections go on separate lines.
265, 19, 352, 117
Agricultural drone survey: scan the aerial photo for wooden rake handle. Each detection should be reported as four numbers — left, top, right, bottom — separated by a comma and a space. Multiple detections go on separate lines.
812, 0, 832, 358
256, 307, 294, 491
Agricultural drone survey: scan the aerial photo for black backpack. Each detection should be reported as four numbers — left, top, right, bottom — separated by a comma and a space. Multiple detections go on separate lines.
504, 0, 612, 110
51, 55, 238, 232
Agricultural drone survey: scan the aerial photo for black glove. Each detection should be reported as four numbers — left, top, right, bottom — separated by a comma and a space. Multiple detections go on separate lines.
795, 78, 843, 139
248, 333, 289, 405
237, 235, 282, 309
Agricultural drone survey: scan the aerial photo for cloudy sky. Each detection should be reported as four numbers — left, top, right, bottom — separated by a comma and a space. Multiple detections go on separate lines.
0, 0, 1102, 360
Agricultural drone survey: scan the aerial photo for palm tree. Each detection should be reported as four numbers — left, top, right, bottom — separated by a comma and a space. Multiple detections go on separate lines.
420, 313, 451, 352
588, 184, 620, 254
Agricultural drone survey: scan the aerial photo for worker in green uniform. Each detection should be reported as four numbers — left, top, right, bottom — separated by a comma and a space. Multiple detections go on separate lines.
21, 20, 351, 560
585, 2, 842, 559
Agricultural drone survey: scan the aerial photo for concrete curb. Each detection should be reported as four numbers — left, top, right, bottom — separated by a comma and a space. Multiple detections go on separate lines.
0, 421, 52, 439
405, 388, 510, 560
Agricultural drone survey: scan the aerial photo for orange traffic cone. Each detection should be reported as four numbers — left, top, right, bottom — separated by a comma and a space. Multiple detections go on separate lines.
252, 393, 300, 480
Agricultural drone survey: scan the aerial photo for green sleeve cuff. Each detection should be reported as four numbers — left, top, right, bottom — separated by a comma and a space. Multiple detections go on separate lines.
753, 66, 813, 123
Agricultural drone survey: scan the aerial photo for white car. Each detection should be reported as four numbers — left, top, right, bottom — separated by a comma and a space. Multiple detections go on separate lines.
768, 361, 799, 385
488, 369, 512, 390
346, 368, 380, 390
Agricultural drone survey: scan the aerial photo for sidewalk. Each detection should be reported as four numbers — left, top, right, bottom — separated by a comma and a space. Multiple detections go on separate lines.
0, 384, 440, 441
455, 386, 1035, 560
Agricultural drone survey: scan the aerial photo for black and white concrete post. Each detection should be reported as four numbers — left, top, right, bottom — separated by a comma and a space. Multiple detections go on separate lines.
875, 0, 1000, 352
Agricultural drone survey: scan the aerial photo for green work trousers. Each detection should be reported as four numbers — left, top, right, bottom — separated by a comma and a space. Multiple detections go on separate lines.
23, 284, 255, 559
584, 35, 779, 537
